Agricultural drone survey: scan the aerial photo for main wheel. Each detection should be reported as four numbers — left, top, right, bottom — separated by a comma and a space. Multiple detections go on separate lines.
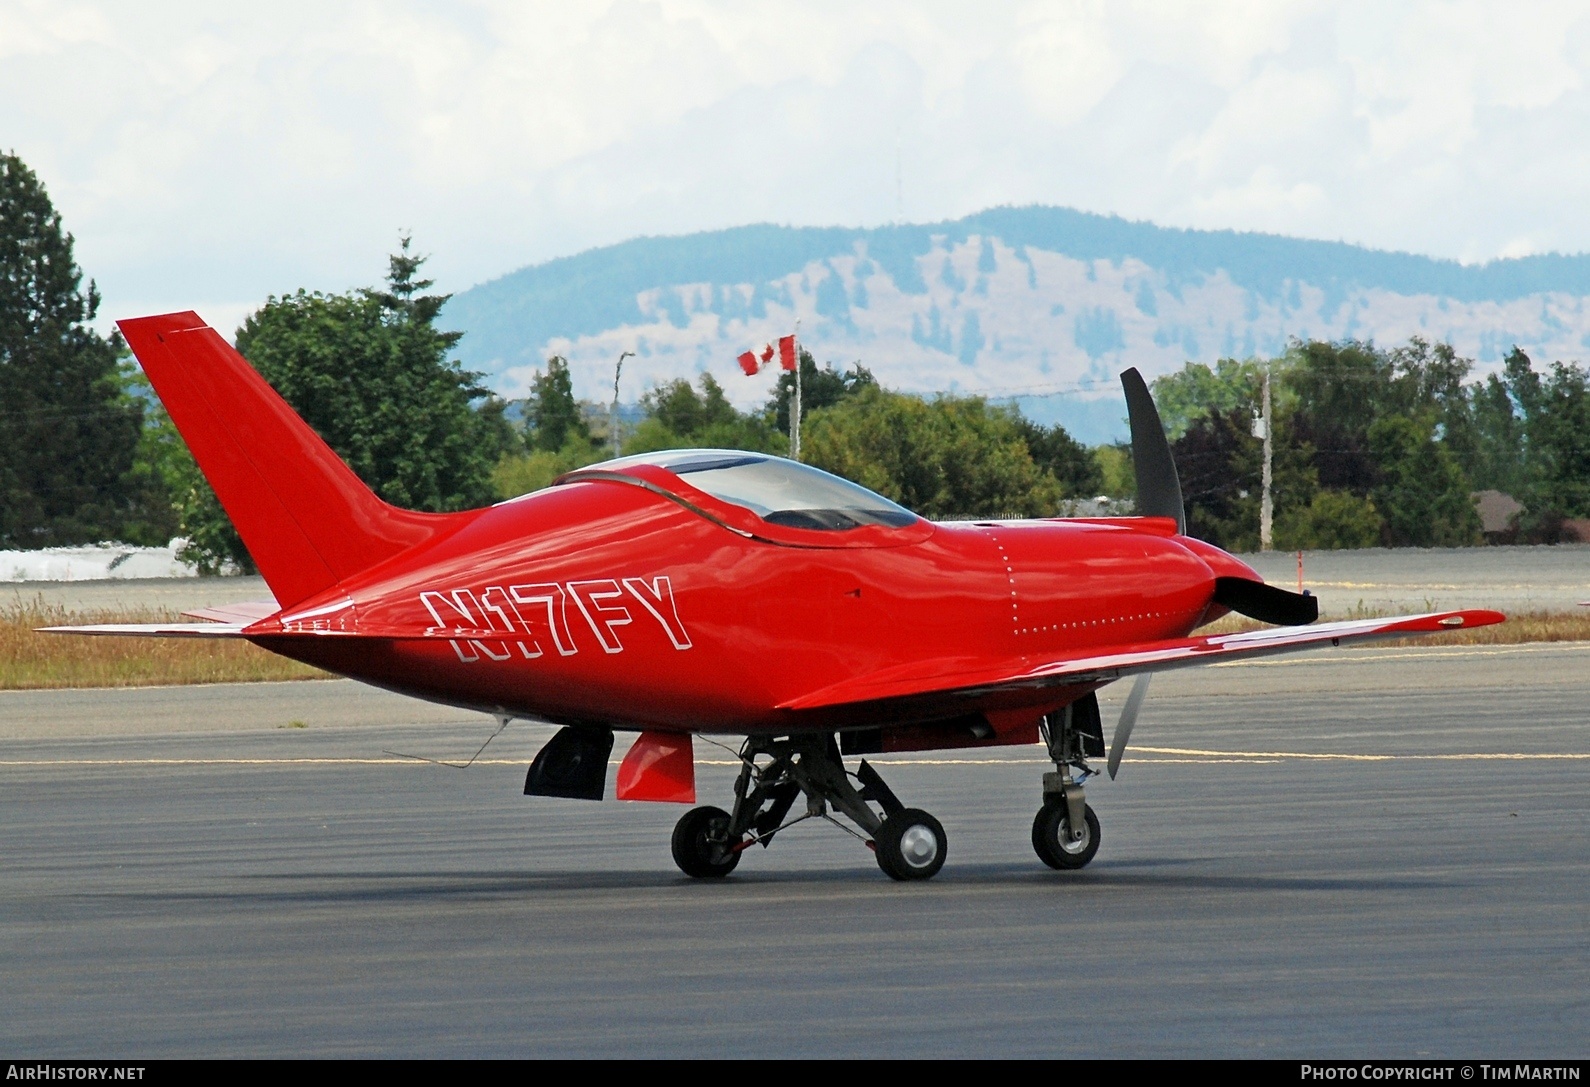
875, 808, 947, 881
1032, 799, 1101, 870
671, 805, 741, 878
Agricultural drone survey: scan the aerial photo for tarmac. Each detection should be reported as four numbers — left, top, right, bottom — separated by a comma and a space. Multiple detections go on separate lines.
2, 641, 1587, 1057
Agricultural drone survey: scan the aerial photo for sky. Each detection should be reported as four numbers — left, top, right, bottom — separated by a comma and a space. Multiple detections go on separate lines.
6, 0, 1590, 338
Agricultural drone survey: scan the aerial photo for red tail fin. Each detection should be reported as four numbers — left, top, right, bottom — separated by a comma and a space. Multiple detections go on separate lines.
120, 312, 474, 607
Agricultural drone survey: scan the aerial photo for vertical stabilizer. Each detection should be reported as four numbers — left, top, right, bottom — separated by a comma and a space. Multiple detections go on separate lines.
120, 312, 473, 607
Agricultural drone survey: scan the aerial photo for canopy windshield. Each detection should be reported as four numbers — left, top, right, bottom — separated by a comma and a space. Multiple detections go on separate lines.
591, 450, 918, 531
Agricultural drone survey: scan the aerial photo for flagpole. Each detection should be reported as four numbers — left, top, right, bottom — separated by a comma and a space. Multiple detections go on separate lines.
791, 320, 802, 462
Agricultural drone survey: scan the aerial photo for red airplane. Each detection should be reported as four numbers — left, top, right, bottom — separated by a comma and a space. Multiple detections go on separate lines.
50, 313, 1504, 881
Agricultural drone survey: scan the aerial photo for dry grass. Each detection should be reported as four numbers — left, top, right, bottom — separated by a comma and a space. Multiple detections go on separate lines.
0, 598, 328, 690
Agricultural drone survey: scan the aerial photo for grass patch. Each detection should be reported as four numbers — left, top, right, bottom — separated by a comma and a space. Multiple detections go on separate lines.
1, 598, 328, 690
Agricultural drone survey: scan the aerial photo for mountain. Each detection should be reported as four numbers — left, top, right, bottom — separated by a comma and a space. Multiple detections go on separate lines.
444, 206, 1590, 444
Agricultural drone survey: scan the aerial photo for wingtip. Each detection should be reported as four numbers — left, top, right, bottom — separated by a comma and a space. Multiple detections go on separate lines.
1389, 608, 1507, 633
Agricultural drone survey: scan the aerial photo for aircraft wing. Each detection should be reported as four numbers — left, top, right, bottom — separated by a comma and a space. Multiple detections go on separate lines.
38, 622, 252, 638
779, 608, 1506, 712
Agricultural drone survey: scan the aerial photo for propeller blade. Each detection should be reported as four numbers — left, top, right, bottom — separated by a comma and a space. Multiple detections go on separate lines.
1213, 576, 1319, 626
1121, 367, 1185, 534
1107, 672, 1153, 780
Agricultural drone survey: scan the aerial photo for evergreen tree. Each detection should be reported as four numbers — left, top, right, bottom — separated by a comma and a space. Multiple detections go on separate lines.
524, 356, 590, 453
1467, 363, 1528, 495
1526, 360, 1590, 519
180, 238, 513, 570
1367, 414, 1482, 546
0, 152, 174, 547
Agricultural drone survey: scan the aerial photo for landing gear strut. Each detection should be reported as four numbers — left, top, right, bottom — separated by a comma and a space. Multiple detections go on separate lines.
1033, 696, 1103, 870
669, 733, 947, 881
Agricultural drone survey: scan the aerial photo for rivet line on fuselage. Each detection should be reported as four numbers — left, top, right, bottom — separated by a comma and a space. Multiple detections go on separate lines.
984, 528, 1183, 642
986, 530, 1021, 634
1017, 609, 1171, 639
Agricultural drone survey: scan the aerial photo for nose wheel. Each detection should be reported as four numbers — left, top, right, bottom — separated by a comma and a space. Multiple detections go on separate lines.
1032, 798, 1100, 869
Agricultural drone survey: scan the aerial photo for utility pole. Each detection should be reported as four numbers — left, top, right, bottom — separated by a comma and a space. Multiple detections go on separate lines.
611, 350, 633, 457
790, 321, 802, 462
1258, 365, 1273, 551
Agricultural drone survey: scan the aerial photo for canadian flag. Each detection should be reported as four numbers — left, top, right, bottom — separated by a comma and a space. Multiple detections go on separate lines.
737, 335, 797, 375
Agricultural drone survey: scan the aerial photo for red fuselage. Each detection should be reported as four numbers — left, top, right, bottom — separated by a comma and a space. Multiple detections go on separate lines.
250, 467, 1258, 735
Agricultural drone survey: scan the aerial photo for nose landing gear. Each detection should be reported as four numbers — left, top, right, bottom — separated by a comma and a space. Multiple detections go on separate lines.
1034, 696, 1104, 870
668, 733, 947, 881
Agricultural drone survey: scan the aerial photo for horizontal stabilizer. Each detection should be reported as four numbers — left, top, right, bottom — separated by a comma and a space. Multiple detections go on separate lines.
181, 600, 280, 624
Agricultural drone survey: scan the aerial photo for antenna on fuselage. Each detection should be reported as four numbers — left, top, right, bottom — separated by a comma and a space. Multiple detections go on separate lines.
383, 714, 514, 769
1121, 368, 1185, 534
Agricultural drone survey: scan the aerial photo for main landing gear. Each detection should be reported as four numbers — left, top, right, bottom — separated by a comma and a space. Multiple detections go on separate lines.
670, 733, 947, 882
1033, 696, 1104, 870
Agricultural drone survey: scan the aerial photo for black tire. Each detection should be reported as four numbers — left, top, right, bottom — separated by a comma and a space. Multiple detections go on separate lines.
1032, 799, 1101, 870
671, 805, 741, 878
875, 808, 947, 881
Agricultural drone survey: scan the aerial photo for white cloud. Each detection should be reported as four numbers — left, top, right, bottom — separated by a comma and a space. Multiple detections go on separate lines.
3, 0, 1590, 330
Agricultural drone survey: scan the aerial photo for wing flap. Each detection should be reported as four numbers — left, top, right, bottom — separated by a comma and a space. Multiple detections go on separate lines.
779, 609, 1506, 712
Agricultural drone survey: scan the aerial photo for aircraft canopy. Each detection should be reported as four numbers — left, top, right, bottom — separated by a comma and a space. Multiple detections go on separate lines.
593, 449, 918, 531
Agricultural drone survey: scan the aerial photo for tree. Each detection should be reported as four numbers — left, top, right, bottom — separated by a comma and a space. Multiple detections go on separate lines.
1468, 356, 1528, 495
1274, 490, 1383, 550
766, 351, 877, 433
1172, 406, 1317, 552
1525, 359, 1590, 519
1151, 358, 1275, 441
1367, 414, 1481, 547
0, 152, 174, 547
1014, 417, 1103, 498
180, 238, 514, 570
1094, 443, 1135, 499
1284, 339, 1388, 496
624, 373, 783, 454
803, 388, 1061, 518
524, 356, 590, 453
